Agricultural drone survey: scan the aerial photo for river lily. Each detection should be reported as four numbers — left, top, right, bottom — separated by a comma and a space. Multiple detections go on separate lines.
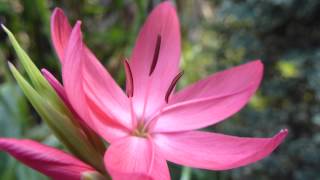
0, 1, 287, 180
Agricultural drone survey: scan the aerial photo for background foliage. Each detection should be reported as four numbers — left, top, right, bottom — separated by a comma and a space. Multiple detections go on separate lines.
1, 0, 320, 179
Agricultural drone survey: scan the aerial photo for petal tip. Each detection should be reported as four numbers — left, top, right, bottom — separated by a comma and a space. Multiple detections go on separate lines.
250, 59, 264, 69
279, 128, 289, 136
155, 1, 178, 16
256, 59, 264, 68
1, 24, 8, 32
0, 23, 4, 31
75, 20, 82, 26
52, 7, 63, 15
7, 61, 14, 68
51, 7, 66, 22
73, 21, 83, 34
69, 21, 83, 42
275, 128, 289, 143
248, 59, 264, 85
40, 68, 47, 74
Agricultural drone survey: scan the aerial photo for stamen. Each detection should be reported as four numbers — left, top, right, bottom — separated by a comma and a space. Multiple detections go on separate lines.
149, 35, 161, 76
165, 71, 184, 103
124, 59, 134, 97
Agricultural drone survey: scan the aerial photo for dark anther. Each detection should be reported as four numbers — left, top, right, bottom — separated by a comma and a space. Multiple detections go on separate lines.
165, 71, 184, 103
149, 34, 161, 76
124, 59, 134, 97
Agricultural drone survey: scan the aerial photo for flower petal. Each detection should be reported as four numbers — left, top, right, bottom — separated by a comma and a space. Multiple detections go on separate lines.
82, 47, 131, 129
52, 8, 131, 131
62, 22, 131, 141
154, 129, 288, 170
51, 8, 72, 62
62, 21, 88, 123
171, 60, 263, 103
41, 68, 68, 103
152, 61, 263, 132
130, 2, 181, 118
87, 98, 130, 143
104, 136, 170, 180
0, 138, 94, 180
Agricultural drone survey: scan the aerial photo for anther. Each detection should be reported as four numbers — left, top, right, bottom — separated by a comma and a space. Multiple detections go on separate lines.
149, 34, 161, 76
124, 59, 134, 97
165, 71, 184, 103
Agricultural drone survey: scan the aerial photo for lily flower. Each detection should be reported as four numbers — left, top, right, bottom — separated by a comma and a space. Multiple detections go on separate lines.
0, 1, 288, 180
56, 2, 287, 179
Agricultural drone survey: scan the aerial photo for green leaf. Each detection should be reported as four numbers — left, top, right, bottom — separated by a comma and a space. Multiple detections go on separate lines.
180, 166, 192, 180
2, 25, 52, 94
2, 25, 71, 117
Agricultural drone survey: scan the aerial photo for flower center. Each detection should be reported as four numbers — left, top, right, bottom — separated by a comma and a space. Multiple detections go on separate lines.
132, 121, 148, 138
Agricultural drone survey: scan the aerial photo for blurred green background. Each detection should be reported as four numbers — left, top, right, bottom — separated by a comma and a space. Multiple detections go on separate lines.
1, 0, 320, 179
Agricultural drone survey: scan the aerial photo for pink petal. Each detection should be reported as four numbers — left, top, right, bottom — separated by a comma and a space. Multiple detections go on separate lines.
152, 61, 263, 132
41, 68, 118, 144
0, 138, 94, 180
82, 47, 132, 129
104, 136, 170, 180
51, 8, 72, 63
108, 172, 152, 180
41, 68, 78, 121
87, 97, 130, 143
171, 60, 263, 103
154, 129, 288, 170
62, 21, 88, 124
62, 23, 130, 142
51, 8, 132, 135
130, 2, 181, 118
41, 68, 68, 103
51, 8, 131, 130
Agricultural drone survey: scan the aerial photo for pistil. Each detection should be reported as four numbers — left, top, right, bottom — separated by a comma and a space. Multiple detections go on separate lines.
132, 121, 148, 138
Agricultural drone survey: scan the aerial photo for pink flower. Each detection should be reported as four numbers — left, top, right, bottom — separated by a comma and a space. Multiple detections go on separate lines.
0, 2, 288, 180
58, 2, 287, 179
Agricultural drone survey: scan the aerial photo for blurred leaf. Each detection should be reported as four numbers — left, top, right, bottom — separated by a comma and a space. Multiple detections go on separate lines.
277, 60, 300, 78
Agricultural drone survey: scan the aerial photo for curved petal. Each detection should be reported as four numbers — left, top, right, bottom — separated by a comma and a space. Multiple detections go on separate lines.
152, 61, 263, 132
62, 21, 88, 124
154, 129, 288, 170
62, 22, 131, 141
82, 47, 131, 129
51, 8, 72, 62
104, 136, 170, 180
87, 97, 130, 143
171, 60, 263, 103
52, 8, 131, 131
41, 68, 68, 103
42, 68, 114, 151
130, 2, 181, 118
0, 138, 94, 180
